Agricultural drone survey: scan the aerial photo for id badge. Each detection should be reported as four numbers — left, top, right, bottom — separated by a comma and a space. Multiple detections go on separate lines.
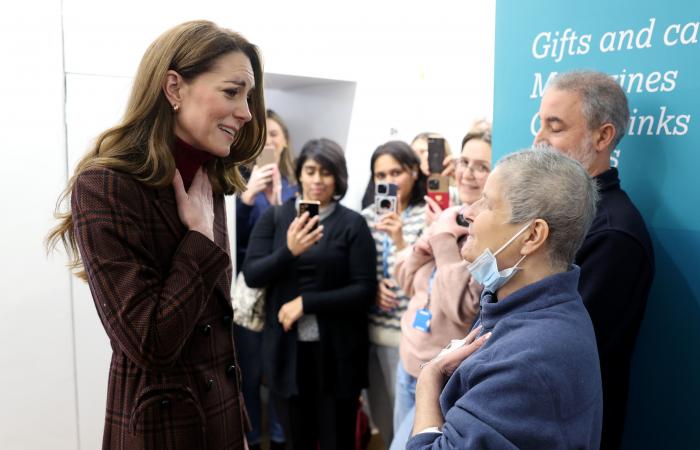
412, 308, 432, 333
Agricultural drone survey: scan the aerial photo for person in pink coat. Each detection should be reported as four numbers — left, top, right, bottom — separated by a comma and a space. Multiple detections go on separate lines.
390, 121, 492, 450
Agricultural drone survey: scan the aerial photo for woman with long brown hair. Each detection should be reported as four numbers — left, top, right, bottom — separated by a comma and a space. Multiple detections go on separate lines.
47, 20, 266, 450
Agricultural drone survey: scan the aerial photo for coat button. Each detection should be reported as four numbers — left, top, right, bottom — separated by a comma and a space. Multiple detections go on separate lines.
160, 399, 170, 408
201, 324, 212, 335
222, 315, 232, 326
226, 364, 236, 377
206, 378, 214, 391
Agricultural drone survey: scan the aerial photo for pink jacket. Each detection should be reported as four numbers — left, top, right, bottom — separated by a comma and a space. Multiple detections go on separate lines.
395, 232, 482, 377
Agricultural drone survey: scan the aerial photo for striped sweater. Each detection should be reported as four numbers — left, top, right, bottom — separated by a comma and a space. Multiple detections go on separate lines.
361, 203, 427, 347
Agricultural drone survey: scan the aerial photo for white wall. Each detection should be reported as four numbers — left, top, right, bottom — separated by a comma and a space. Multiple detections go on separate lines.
0, 1, 495, 448
0, 2, 79, 450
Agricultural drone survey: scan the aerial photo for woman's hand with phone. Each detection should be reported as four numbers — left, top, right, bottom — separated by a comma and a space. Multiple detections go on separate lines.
240, 163, 276, 205
440, 155, 456, 179
375, 192, 406, 250
424, 195, 444, 226
375, 212, 406, 250
286, 212, 324, 256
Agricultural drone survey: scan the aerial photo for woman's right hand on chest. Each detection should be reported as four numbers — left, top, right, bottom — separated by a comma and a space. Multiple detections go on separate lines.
173, 168, 215, 241
286, 212, 324, 256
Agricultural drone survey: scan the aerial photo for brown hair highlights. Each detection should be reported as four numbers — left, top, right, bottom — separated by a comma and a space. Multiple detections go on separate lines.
47, 20, 266, 278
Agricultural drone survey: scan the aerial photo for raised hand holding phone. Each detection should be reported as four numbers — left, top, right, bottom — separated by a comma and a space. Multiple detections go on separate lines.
375, 188, 406, 250
427, 137, 450, 210
241, 163, 276, 205
287, 202, 323, 256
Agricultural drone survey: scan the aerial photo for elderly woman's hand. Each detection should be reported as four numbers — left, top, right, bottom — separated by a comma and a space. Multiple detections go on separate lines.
173, 168, 215, 242
287, 212, 324, 256
419, 325, 491, 386
412, 326, 491, 434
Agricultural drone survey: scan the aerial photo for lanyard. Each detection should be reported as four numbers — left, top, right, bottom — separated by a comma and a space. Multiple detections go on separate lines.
382, 234, 391, 279
380, 206, 413, 279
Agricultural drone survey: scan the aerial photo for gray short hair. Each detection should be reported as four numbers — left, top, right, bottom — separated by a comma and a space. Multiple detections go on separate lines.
549, 70, 629, 150
497, 147, 599, 269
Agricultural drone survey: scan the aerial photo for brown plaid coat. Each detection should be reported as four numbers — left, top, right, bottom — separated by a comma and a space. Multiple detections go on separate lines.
72, 167, 247, 450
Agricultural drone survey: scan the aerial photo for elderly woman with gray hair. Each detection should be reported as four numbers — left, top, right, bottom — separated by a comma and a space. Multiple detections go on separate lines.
407, 148, 603, 450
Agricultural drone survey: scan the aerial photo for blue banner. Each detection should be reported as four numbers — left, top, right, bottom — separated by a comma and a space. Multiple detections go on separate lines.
494, 1, 699, 448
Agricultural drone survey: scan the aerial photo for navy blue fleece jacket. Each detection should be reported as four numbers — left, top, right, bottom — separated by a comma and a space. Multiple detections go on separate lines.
407, 266, 602, 450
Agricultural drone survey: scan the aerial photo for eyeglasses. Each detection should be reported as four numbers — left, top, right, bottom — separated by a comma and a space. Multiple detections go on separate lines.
455, 158, 490, 177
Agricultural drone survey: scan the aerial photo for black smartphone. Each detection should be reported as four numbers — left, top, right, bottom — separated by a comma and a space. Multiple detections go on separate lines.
299, 200, 320, 230
427, 137, 445, 174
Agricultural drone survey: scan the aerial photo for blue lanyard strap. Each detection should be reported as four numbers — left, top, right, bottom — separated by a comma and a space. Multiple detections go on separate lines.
380, 206, 413, 279
382, 234, 391, 278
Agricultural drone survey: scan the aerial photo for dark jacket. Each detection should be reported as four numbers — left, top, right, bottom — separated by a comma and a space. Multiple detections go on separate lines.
243, 198, 377, 398
576, 167, 655, 450
408, 267, 603, 450
72, 167, 246, 450
235, 170, 297, 273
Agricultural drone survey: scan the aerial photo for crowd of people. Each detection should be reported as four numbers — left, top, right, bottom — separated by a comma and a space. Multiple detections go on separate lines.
48, 20, 655, 450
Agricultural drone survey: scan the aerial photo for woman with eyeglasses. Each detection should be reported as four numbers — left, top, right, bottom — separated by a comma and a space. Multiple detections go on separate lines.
389, 120, 492, 450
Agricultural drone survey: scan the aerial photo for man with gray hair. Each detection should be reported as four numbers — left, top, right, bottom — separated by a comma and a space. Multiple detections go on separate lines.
535, 70, 655, 450
408, 148, 603, 450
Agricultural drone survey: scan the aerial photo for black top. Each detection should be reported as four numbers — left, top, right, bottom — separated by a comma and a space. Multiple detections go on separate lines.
243, 198, 377, 398
575, 167, 655, 450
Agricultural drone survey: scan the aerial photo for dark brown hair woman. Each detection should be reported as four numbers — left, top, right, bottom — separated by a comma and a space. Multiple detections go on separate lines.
47, 20, 266, 450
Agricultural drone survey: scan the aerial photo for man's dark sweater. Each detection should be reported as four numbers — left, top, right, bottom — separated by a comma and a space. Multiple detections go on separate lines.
407, 267, 603, 450
576, 167, 655, 450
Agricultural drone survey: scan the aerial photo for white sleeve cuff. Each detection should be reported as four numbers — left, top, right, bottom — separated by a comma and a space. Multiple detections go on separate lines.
416, 426, 443, 435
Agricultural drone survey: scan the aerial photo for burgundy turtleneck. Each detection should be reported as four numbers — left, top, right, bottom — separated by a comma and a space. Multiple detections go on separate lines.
172, 137, 215, 190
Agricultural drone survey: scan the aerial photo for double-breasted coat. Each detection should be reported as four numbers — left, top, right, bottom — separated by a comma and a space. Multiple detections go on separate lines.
72, 166, 247, 450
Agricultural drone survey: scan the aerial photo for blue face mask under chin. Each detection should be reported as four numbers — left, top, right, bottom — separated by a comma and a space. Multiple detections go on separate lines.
466, 222, 532, 293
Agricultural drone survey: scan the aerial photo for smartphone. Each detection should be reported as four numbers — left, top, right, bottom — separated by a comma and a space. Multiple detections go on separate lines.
375, 182, 398, 215
456, 211, 470, 227
427, 137, 446, 174
299, 200, 321, 230
427, 174, 450, 210
256, 145, 276, 167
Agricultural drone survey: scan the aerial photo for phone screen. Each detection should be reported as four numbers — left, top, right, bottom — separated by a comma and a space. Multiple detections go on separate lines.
299, 201, 320, 229
427, 137, 445, 174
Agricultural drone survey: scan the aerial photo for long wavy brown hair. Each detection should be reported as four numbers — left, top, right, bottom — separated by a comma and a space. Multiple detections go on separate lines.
46, 20, 266, 278
266, 109, 296, 184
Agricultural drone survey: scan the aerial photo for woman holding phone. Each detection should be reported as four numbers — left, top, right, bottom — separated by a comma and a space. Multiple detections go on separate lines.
389, 120, 492, 450
234, 109, 297, 450
243, 138, 376, 450
360, 140, 427, 446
